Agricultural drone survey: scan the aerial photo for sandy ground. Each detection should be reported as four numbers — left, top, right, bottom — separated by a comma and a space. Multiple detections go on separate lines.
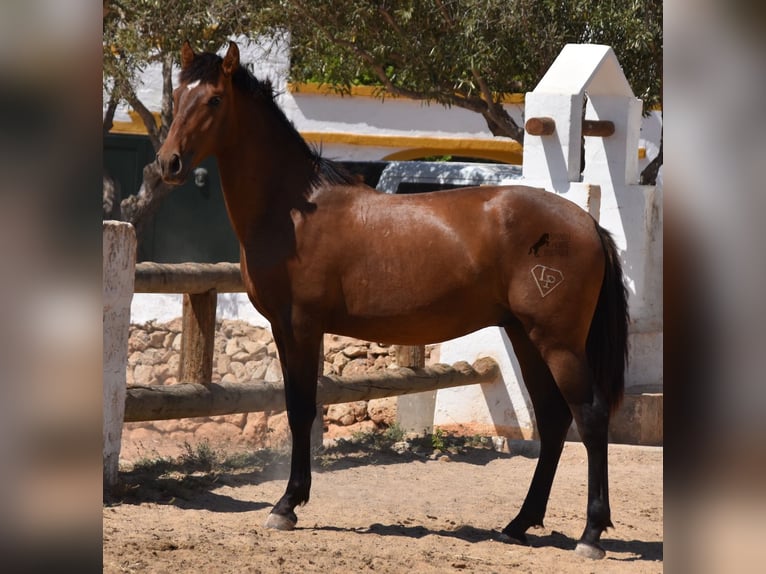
103, 440, 662, 573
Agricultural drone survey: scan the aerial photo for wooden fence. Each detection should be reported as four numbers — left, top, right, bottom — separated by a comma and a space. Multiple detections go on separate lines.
129, 261, 499, 422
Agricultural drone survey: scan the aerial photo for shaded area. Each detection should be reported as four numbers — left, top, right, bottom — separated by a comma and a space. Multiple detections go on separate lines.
105, 431, 515, 508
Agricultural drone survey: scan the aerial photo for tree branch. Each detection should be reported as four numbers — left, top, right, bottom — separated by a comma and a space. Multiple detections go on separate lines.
103, 91, 119, 136
119, 160, 175, 241
160, 51, 174, 141
434, 0, 455, 28
640, 131, 663, 185
378, 7, 404, 36
122, 83, 162, 151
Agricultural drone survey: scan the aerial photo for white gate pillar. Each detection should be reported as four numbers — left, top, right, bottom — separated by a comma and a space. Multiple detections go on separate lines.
103, 221, 136, 487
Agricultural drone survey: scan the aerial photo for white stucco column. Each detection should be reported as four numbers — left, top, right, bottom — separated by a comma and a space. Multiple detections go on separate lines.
103, 221, 136, 487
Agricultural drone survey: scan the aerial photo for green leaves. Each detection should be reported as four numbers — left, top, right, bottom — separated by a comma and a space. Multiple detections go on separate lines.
103, 0, 256, 107
104, 0, 662, 139
273, 0, 660, 116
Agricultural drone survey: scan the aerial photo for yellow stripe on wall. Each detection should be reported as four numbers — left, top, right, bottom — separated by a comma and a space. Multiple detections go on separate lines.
287, 82, 526, 104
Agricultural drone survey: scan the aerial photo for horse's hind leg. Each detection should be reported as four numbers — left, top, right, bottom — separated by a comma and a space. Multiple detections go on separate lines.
500, 325, 573, 545
264, 328, 321, 531
541, 347, 613, 559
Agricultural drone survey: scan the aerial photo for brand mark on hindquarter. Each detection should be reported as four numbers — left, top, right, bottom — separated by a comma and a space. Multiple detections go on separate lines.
531, 265, 564, 297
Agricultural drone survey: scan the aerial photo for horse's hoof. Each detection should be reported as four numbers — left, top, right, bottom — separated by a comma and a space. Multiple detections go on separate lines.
498, 531, 528, 545
264, 513, 296, 531
575, 542, 606, 560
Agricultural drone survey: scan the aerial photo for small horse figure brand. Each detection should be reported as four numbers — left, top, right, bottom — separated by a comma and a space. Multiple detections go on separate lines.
528, 232, 550, 256
158, 41, 629, 560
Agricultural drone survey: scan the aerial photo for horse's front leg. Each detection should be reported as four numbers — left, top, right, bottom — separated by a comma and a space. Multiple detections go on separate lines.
264, 330, 321, 530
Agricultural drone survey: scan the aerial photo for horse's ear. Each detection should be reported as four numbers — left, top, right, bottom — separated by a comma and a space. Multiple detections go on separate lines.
222, 41, 240, 77
181, 40, 195, 70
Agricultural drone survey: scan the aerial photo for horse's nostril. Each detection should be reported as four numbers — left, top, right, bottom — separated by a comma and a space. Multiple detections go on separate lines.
170, 154, 182, 175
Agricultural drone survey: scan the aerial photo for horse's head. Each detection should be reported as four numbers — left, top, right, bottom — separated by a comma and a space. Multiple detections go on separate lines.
157, 41, 240, 185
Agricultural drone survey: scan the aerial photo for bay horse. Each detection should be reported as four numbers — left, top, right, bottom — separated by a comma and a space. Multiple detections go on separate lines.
157, 41, 629, 560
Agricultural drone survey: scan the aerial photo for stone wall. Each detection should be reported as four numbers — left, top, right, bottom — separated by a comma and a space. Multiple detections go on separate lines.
121, 319, 436, 462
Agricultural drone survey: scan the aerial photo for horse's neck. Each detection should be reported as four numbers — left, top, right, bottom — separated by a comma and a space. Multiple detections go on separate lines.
216, 118, 314, 244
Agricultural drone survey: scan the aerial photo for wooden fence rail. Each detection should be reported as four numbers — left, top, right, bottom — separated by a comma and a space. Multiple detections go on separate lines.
125, 358, 498, 422
134, 261, 243, 293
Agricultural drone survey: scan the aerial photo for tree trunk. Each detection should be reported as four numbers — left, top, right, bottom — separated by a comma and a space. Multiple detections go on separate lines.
103, 168, 121, 220
483, 102, 525, 143
640, 135, 663, 185
119, 160, 175, 243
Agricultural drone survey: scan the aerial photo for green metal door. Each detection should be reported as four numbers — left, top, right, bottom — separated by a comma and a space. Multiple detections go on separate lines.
104, 133, 240, 263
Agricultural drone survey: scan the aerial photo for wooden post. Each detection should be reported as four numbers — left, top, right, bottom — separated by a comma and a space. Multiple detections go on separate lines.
179, 289, 217, 383
525, 116, 556, 136
582, 119, 615, 137
525, 116, 615, 138
396, 345, 425, 370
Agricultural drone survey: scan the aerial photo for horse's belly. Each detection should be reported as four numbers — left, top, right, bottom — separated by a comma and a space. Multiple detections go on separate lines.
326, 290, 511, 346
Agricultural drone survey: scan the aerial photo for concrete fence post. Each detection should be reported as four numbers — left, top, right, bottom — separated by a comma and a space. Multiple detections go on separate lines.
103, 221, 136, 489
395, 345, 435, 435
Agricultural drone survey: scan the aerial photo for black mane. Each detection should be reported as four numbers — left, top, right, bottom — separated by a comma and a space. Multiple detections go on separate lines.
179, 49, 358, 189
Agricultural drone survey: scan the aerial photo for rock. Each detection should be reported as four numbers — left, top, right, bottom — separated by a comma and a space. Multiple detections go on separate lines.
326, 403, 357, 426
368, 342, 391, 356
391, 441, 411, 454
173, 417, 208, 433
342, 358, 372, 377
264, 359, 282, 382
323, 360, 337, 375
241, 412, 269, 443
342, 345, 368, 358
232, 350, 252, 363
225, 338, 240, 356
133, 364, 155, 386
325, 419, 377, 440
148, 330, 167, 348
229, 361, 246, 381
195, 421, 242, 444
248, 361, 268, 380
128, 330, 150, 352
210, 413, 247, 428
367, 397, 397, 425
217, 354, 232, 375
265, 412, 291, 448
153, 362, 172, 383
372, 356, 391, 370
332, 352, 349, 372
242, 340, 267, 359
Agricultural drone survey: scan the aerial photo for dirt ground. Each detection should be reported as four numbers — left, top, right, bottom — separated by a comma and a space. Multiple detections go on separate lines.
103, 439, 662, 573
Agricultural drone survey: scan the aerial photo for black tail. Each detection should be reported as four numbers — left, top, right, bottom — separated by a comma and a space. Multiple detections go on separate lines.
587, 224, 630, 414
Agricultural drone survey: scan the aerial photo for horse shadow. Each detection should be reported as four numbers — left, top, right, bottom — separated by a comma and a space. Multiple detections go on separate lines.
311, 522, 663, 562
105, 462, 283, 512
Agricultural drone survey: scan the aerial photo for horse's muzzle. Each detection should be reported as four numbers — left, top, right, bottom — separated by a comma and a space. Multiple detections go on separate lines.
157, 151, 187, 185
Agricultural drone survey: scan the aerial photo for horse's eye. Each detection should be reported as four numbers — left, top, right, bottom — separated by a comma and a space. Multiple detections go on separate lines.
208, 96, 222, 107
